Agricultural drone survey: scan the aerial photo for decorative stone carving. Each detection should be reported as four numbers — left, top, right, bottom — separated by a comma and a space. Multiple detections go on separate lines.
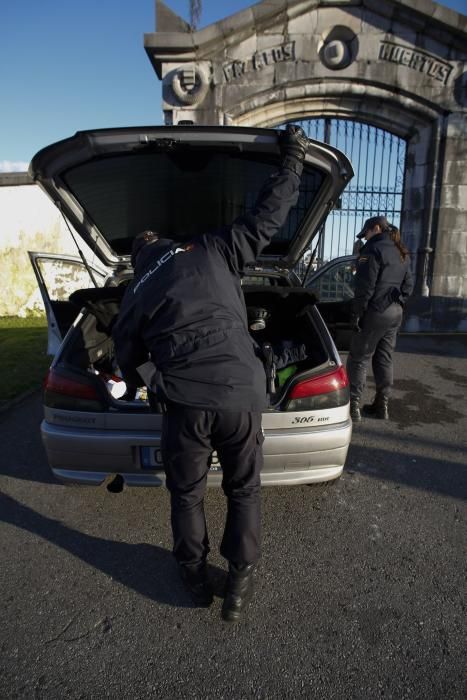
378, 41, 453, 85
318, 26, 357, 71
223, 42, 296, 82
171, 63, 210, 105
322, 40, 350, 69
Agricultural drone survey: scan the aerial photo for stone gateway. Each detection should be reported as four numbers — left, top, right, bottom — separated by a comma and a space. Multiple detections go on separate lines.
144, 0, 467, 331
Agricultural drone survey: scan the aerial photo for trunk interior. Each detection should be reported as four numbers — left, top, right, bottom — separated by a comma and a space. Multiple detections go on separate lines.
60, 285, 332, 411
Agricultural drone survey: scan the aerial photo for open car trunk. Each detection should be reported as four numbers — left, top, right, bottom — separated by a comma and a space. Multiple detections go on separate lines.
57, 285, 335, 412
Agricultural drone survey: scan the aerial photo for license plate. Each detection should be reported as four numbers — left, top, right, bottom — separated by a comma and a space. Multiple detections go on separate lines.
140, 447, 163, 469
139, 447, 222, 471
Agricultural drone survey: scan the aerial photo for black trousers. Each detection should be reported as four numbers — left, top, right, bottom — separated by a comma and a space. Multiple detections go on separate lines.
161, 403, 263, 568
346, 303, 403, 401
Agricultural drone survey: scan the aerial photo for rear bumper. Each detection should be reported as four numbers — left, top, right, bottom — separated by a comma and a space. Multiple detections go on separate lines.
52, 465, 344, 487
41, 418, 351, 487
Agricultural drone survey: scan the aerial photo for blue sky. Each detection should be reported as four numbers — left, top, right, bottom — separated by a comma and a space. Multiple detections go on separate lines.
1, 0, 465, 170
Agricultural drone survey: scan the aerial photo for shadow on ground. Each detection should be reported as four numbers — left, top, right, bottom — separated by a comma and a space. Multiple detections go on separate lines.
0, 490, 226, 607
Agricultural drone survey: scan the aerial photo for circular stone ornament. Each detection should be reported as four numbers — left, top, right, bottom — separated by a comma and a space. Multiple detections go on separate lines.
319, 26, 358, 71
172, 64, 210, 105
323, 40, 350, 69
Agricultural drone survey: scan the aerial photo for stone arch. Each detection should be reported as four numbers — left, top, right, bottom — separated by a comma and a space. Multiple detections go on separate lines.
225, 85, 442, 290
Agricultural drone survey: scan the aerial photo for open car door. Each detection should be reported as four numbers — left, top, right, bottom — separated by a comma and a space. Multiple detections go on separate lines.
28, 252, 108, 356
305, 255, 357, 350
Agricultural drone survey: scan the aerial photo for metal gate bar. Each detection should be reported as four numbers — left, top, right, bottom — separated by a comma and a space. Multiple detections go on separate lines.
284, 118, 407, 279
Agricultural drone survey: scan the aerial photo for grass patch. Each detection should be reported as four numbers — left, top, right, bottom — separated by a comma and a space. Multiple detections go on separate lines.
0, 316, 50, 404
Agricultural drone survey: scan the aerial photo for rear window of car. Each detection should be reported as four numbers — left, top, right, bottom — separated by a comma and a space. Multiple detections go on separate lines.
63, 150, 324, 257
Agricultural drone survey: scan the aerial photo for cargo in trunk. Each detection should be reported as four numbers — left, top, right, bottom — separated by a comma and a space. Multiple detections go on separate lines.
62, 285, 331, 410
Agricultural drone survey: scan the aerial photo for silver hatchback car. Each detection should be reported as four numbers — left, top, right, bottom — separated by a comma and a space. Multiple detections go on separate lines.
29, 126, 353, 487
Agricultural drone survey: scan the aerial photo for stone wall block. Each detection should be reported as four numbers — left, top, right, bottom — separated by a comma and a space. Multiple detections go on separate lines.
416, 35, 450, 60
445, 160, 467, 186
445, 113, 467, 139
409, 138, 432, 168
312, 7, 363, 35
432, 259, 467, 293
224, 84, 255, 108
356, 31, 389, 61
361, 6, 393, 32
439, 185, 467, 210
224, 36, 257, 62
404, 232, 422, 255
220, 9, 255, 40
405, 187, 432, 210
436, 208, 467, 232
443, 137, 467, 161
256, 33, 288, 52
212, 63, 226, 86
393, 7, 429, 33
252, 1, 287, 29
287, 12, 318, 36
298, 35, 320, 62
435, 230, 467, 256
406, 164, 429, 190
276, 61, 307, 84
401, 209, 425, 229
387, 21, 417, 45
362, 0, 395, 21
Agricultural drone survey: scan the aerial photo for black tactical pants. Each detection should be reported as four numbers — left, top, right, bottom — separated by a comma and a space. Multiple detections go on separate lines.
346, 303, 403, 401
161, 403, 263, 568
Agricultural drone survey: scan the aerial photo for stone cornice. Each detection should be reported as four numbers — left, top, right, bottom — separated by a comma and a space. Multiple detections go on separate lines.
145, 0, 467, 76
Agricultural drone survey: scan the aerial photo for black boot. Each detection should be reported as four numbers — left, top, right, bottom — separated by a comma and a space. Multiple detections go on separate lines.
363, 394, 389, 420
179, 561, 213, 607
222, 563, 255, 622
350, 399, 361, 422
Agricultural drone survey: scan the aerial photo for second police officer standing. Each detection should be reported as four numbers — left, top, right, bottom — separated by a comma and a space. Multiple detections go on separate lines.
347, 216, 414, 422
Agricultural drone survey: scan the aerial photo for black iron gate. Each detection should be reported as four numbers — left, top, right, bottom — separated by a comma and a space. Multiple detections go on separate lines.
283, 118, 407, 278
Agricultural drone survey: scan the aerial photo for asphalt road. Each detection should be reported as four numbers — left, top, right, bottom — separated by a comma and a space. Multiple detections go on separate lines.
1, 335, 466, 699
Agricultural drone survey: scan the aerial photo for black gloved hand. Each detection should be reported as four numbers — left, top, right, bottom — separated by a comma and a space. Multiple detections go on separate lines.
279, 124, 309, 175
350, 314, 361, 333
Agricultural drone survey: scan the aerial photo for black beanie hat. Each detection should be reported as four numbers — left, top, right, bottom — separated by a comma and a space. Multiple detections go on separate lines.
131, 230, 159, 267
357, 216, 390, 239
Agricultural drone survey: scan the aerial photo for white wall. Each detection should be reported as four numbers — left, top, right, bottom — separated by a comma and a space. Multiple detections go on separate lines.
0, 184, 97, 316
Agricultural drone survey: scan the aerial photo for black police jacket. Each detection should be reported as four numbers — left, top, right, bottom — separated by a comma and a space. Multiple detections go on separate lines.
112, 167, 301, 411
351, 232, 414, 318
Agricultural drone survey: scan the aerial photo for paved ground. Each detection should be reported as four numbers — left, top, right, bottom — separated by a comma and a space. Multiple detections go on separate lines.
0, 336, 466, 699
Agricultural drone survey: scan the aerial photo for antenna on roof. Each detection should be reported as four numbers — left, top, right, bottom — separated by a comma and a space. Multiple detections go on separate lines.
189, 0, 202, 30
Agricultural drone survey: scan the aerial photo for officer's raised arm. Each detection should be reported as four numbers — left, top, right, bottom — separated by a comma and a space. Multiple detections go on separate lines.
210, 125, 309, 274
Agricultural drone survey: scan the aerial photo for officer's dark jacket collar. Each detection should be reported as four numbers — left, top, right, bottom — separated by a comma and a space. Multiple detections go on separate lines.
134, 237, 175, 273
369, 232, 389, 244
361, 232, 389, 250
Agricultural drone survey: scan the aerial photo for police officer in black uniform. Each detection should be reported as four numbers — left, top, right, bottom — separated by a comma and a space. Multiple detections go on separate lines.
347, 216, 413, 422
112, 125, 309, 622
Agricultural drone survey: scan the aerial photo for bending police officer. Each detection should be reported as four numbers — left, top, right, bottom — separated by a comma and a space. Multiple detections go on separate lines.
347, 216, 413, 422
112, 125, 309, 622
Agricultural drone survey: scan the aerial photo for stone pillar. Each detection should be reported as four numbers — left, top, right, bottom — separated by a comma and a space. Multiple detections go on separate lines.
430, 111, 467, 329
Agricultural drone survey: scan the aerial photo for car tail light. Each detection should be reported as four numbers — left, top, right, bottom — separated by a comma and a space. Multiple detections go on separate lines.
285, 366, 349, 411
43, 368, 106, 412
